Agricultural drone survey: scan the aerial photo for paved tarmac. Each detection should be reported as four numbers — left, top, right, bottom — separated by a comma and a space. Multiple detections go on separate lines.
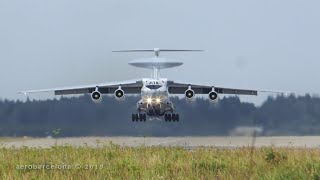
1, 136, 320, 149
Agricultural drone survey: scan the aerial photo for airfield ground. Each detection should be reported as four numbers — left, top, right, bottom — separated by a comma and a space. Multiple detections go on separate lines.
1, 136, 320, 179
1, 136, 320, 148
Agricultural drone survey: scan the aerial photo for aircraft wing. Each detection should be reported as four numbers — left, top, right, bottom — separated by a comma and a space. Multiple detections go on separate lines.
167, 80, 291, 96
19, 79, 143, 95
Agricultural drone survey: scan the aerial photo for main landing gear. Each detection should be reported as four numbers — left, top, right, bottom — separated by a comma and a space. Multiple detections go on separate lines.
131, 113, 180, 122
164, 114, 179, 122
132, 114, 147, 122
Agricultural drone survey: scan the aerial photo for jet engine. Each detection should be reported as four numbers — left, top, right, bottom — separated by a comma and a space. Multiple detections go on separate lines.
185, 89, 195, 101
114, 88, 125, 100
91, 90, 102, 102
209, 91, 219, 102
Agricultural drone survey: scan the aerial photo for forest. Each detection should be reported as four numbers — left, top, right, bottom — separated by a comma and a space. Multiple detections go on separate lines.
0, 94, 319, 137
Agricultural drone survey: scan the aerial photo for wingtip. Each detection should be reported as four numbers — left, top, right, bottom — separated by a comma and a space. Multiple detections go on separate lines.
277, 92, 295, 96
18, 91, 29, 95
258, 90, 296, 96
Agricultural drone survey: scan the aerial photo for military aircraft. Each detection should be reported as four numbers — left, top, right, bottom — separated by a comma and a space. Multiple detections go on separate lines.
20, 48, 289, 122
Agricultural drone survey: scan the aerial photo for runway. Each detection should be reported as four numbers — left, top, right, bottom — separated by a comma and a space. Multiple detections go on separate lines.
1, 136, 320, 149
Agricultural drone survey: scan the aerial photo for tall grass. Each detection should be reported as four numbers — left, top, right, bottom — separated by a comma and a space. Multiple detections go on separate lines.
0, 143, 320, 179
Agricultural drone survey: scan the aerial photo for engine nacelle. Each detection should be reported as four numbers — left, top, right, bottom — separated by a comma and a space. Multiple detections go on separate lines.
185, 89, 195, 101
91, 91, 102, 102
209, 91, 219, 102
114, 88, 125, 100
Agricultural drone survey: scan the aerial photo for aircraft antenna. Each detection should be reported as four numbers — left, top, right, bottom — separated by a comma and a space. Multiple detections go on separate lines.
112, 48, 203, 79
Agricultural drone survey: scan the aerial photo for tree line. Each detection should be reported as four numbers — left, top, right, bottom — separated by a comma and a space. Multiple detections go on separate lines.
0, 94, 319, 137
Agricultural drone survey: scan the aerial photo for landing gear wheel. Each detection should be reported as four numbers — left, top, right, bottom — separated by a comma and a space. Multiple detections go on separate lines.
172, 114, 176, 122
176, 114, 179, 122
164, 114, 179, 122
132, 114, 147, 122
139, 114, 143, 121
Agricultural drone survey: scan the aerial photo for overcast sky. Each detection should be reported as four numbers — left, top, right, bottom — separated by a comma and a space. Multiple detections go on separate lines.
0, 0, 319, 104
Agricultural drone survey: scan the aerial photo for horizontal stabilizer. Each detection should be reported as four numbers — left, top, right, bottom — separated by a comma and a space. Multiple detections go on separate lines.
112, 49, 203, 52
112, 48, 203, 57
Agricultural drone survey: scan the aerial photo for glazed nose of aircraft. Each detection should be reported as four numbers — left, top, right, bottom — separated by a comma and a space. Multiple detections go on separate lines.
146, 84, 162, 89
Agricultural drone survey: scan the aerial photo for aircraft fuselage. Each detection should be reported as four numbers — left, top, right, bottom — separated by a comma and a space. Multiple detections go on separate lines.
137, 78, 174, 117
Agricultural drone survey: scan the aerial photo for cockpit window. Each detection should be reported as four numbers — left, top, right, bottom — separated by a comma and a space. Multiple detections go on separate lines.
146, 85, 162, 89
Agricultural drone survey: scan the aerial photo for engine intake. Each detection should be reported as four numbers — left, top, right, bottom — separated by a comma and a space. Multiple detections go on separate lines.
91, 91, 102, 102
185, 89, 195, 100
209, 91, 218, 102
115, 89, 125, 100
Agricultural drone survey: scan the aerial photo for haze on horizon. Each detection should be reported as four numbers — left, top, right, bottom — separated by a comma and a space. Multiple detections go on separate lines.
0, 0, 319, 105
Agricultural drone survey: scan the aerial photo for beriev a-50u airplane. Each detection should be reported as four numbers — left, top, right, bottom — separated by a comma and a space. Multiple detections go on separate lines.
20, 48, 288, 122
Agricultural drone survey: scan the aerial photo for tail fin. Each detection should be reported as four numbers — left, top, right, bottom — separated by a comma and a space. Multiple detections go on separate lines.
112, 48, 203, 57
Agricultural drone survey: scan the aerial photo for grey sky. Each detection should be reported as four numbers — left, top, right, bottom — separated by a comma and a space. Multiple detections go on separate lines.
0, 0, 319, 104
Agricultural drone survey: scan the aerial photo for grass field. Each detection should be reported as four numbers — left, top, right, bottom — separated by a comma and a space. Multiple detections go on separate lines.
1, 143, 320, 179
